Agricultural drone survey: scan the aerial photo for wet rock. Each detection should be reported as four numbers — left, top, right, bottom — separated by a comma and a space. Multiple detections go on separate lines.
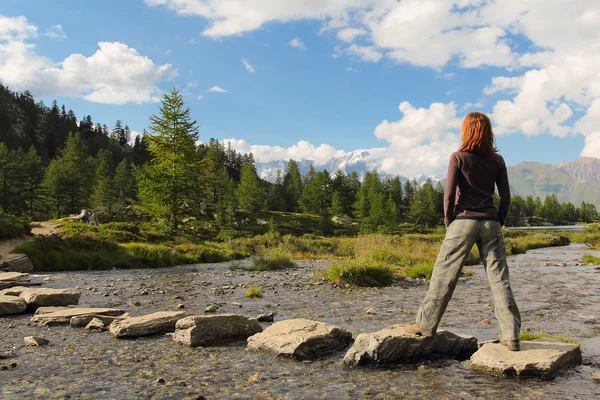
0, 272, 30, 290
71, 313, 130, 328
344, 325, 478, 366
470, 339, 582, 376
110, 311, 191, 338
174, 314, 263, 347
0, 295, 27, 315
19, 288, 81, 309
31, 307, 127, 325
247, 319, 353, 360
0, 254, 34, 273
0, 286, 30, 296
205, 303, 219, 313
24, 336, 49, 347
257, 312, 275, 323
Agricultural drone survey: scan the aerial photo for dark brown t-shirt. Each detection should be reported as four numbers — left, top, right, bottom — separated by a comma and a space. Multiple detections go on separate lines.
444, 151, 510, 227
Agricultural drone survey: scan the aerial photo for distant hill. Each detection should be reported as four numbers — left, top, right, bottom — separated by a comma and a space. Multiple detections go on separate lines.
257, 153, 600, 208
507, 158, 600, 207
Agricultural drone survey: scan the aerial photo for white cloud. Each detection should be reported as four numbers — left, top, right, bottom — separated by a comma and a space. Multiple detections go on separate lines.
45, 24, 66, 40
187, 80, 198, 88
0, 16, 172, 104
208, 86, 227, 93
337, 27, 367, 43
223, 100, 463, 177
242, 58, 255, 73
289, 37, 305, 50
342, 44, 382, 62
345, 67, 358, 72
197, 94, 206, 100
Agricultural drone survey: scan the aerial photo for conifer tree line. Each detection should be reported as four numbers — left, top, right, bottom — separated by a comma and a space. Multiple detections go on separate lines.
0, 85, 597, 232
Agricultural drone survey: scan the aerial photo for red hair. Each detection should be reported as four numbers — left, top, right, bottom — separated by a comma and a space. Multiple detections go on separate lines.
458, 112, 498, 155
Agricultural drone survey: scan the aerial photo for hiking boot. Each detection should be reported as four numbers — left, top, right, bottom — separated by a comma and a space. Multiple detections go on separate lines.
499, 336, 520, 351
404, 324, 434, 338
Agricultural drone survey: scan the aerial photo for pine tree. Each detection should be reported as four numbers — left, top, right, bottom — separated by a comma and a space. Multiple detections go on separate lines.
235, 163, 264, 215
283, 160, 303, 212
43, 133, 95, 216
0, 143, 10, 213
92, 149, 116, 212
22, 145, 44, 217
113, 159, 136, 207
137, 88, 203, 232
409, 180, 439, 229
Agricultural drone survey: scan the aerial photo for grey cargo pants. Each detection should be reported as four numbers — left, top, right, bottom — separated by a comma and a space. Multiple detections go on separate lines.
416, 219, 521, 340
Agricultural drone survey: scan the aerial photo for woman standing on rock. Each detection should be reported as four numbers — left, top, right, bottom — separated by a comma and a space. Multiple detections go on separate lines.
406, 112, 521, 351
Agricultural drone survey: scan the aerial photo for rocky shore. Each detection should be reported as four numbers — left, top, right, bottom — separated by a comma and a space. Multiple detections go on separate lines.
1, 244, 600, 399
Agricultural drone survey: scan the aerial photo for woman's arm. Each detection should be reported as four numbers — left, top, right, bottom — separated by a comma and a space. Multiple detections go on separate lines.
443, 154, 459, 227
497, 158, 511, 226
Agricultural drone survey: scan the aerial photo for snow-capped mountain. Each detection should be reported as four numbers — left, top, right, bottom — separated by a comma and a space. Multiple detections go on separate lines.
255, 150, 444, 184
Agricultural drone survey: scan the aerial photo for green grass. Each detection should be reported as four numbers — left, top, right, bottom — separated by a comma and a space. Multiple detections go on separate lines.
245, 286, 263, 298
0, 214, 31, 239
323, 260, 395, 287
520, 330, 580, 345
583, 254, 600, 265
405, 262, 434, 280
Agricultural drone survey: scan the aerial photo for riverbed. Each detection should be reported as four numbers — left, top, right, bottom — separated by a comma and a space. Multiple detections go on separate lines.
2, 244, 600, 399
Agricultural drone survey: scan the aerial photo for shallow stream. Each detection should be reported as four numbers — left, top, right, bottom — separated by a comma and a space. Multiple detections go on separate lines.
2, 244, 600, 399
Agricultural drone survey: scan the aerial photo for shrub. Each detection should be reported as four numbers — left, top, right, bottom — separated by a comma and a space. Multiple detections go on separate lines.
583, 254, 600, 265
101, 222, 141, 235
250, 247, 295, 271
405, 263, 434, 280
245, 286, 263, 298
0, 214, 31, 239
323, 260, 395, 287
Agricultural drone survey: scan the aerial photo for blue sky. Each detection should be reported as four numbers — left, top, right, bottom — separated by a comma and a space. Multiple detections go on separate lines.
1, 0, 597, 177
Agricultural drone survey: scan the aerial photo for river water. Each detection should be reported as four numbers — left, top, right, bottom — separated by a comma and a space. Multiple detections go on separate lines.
2, 244, 600, 399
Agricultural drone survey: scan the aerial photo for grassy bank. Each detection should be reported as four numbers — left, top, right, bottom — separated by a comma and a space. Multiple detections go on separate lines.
12, 218, 596, 277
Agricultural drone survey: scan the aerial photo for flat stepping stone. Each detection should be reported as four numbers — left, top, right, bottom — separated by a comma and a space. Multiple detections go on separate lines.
0, 272, 30, 290
344, 325, 478, 366
0, 295, 27, 316
470, 339, 582, 377
0, 286, 30, 296
30, 307, 127, 325
0, 254, 34, 273
110, 311, 191, 338
247, 318, 352, 360
174, 314, 263, 347
19, 288, 81, 309
71, 313, 130, 328
34, 306, 70, 315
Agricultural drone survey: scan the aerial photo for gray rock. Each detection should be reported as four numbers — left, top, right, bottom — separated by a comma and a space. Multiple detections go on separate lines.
30, 307, 127, 325
470, 339, 582, 376
24, 336, 49, 346
344, 325, 478, 366
19, 288, 81, 309
0, 295, 27, 315
71, 313, 130, 328
0, 254, 34, 273
110, 311, 191, 338
0, 286, 30, 296
0, 272, 30, 290
247, 318, 353, 360
174, 314, 263, 347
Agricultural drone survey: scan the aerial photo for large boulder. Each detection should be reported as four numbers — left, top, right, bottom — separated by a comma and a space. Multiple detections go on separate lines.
0, 272, 30, 290
0, 295, 27, 315
174, 314, 263, 347
19, 288, 81, 309
344, 325, 478, 366
110, 311, 191, 338
0, 254, 34, 273
247, 319, 353, 360
470, 339, 582, 377
30, 307, 127, 326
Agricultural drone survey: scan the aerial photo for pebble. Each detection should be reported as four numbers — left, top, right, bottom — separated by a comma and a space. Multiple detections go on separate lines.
232, 302, 242, 308
365, 308, 377, 315
24, 336, 49, 346
205, 304, 219, 313
176, 303, 185, 309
